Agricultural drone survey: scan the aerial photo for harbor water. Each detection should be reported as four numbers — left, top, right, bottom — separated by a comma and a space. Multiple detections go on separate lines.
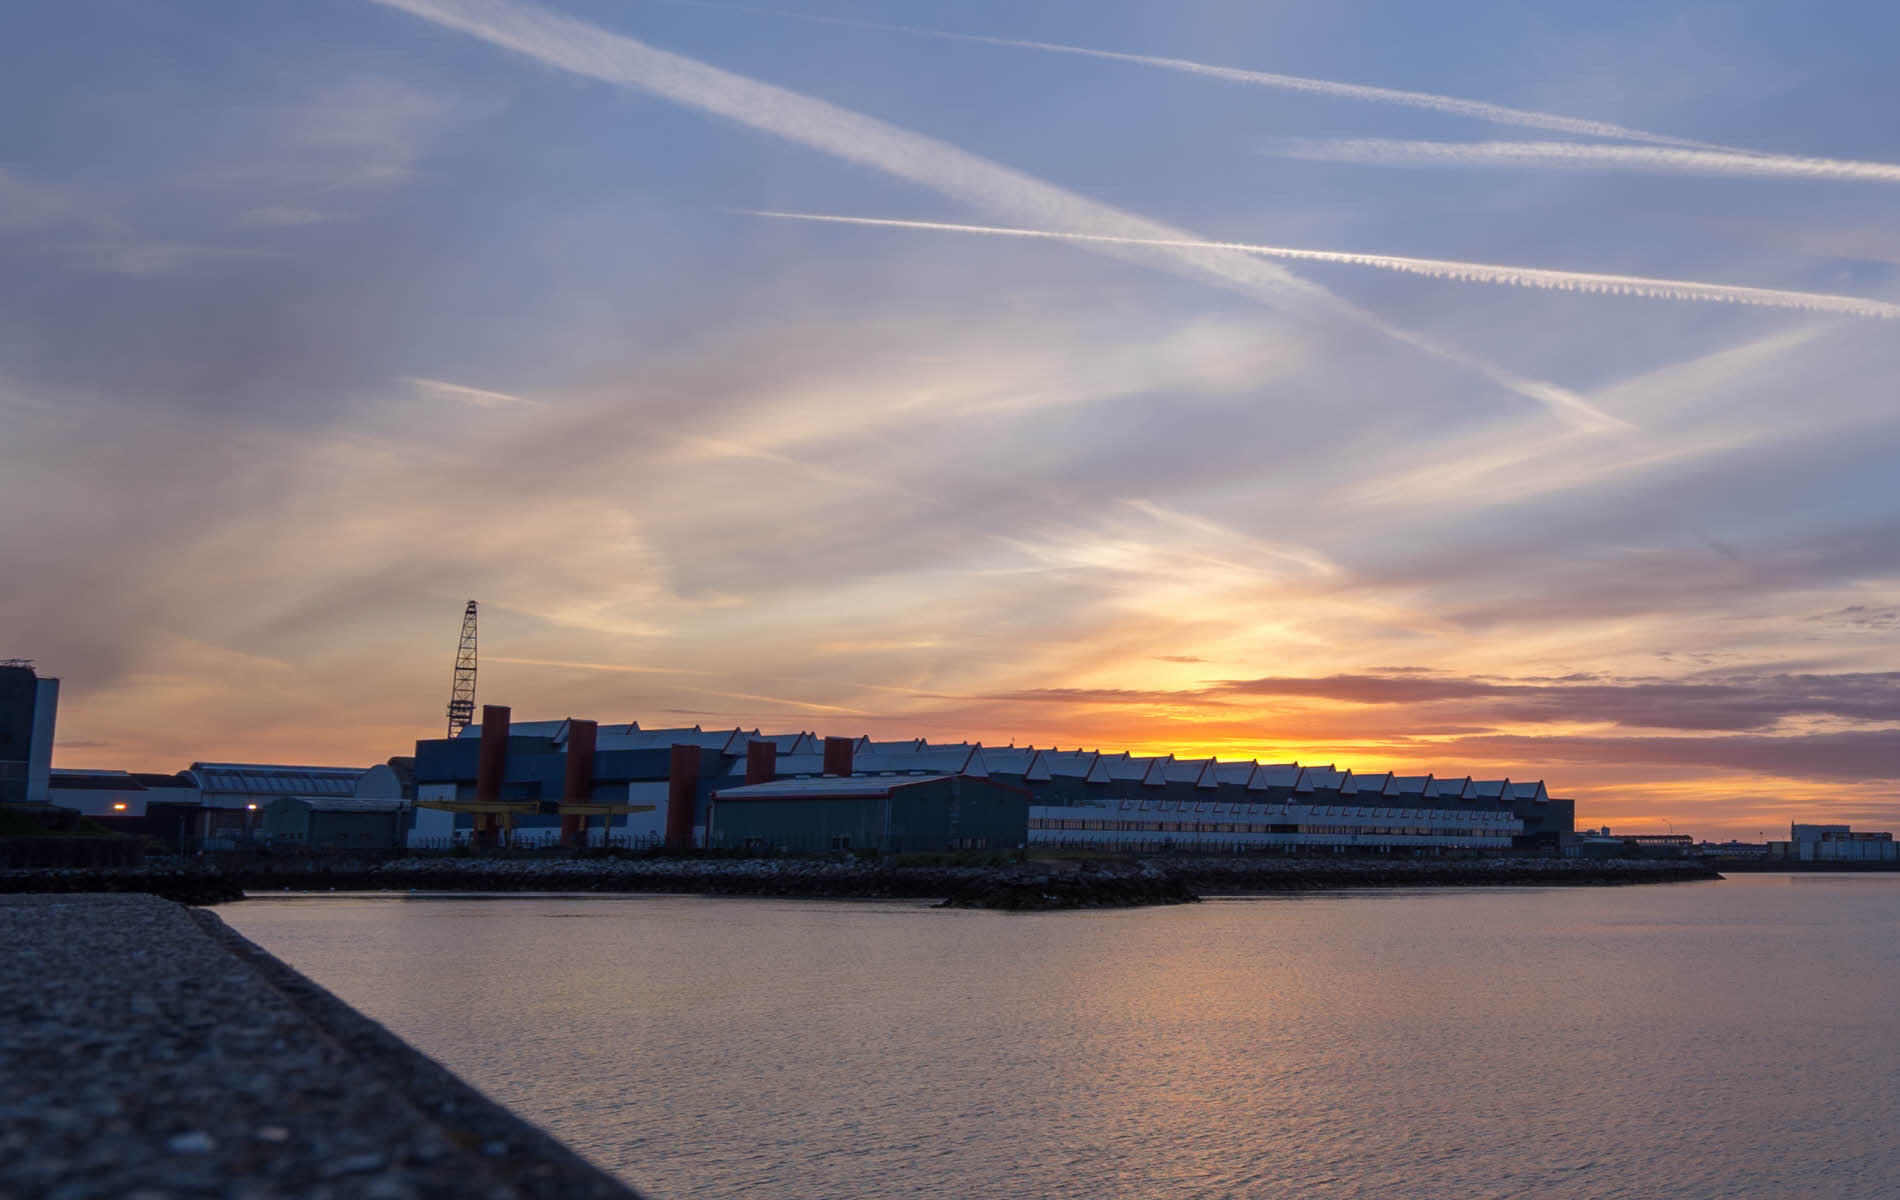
222, 873, 1900, 1199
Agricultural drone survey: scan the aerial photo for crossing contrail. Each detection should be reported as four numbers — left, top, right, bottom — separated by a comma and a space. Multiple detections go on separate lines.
747, 212, 1900, 321
653, 0, 1721, 149
369, 0, 1624, 430
671, 3, 1900, 186
1268, 138, 1900, 185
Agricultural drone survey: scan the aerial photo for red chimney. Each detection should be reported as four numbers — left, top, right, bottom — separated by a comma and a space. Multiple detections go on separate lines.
561, 719, 599, 847
474, 704, 510, 805
822, 736, 854, 777
563, 719, 598, 803
746, 739, 778, 786
666, 744, 700, 847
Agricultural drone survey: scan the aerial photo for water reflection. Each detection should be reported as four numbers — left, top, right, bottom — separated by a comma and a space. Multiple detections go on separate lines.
224, 875, 1899, 1200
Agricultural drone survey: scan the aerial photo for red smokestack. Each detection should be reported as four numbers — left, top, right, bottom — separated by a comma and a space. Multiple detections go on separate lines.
563, 720, 598, 803
474, 704, 510, 805
561, 719, 599, 847
746, 740, 778, 785
666, 744, 700, 847
822, 736, 854, 777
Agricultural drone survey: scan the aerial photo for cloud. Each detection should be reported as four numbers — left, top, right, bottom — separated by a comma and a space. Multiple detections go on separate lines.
748, 211, 1900, 322
234, 205, 337, 230
0, 168, 80, 234
1268, 138, 1900, 186
1207, 671, 1900, 731
367, 0, 1617, 429
1440, 729, 1900, 782
965, 669, 1900, 735
401, 376, 542, 408
1155, 655, 1208, 663
1811, 605, 1900, 631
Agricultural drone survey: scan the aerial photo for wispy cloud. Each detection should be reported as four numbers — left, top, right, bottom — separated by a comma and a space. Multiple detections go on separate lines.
487, 655, 706, 675
666, 1, 1718, 148
1206, 670, 1900, 731
401, 376, 542, 407
234, 204, 337, 230
1442, 729, 1900, 781
1268, 138, 1900, 185
0, 167, 80, 234
367, 0, 1616, 429
74, 241, 268, 277
668, 432, 942, 505
748, 211, 1900, 322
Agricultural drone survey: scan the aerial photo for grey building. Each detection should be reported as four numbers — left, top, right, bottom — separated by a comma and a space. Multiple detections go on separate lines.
262, 796, 407, 851
707, 773, 1031, 853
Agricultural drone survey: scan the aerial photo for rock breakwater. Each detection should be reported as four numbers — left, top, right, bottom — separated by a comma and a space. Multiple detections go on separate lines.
1, 853, 1719, 909
1162, 855, 1722, 892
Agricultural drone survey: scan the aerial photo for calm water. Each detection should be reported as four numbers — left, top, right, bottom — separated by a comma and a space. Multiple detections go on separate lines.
222, 875, 1900, 1200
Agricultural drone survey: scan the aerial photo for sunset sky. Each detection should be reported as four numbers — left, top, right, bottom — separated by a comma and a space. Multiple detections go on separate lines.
4, 0, 1897, 840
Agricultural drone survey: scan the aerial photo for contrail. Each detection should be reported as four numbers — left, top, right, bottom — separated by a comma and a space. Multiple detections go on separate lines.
1269, 138, 1900, 185
748, 212, 1900, 321
368, 0, 1622, 430
653, 0, 1720, 149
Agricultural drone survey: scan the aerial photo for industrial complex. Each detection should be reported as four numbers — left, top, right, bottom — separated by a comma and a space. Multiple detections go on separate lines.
6, 605, 1892, 862
401, 704, 1568, 855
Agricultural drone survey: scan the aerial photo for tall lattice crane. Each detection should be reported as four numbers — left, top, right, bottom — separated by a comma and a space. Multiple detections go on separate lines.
445, 600, 478, 738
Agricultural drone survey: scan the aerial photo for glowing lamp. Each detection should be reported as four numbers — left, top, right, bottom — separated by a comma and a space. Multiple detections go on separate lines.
111, 802, 127, 811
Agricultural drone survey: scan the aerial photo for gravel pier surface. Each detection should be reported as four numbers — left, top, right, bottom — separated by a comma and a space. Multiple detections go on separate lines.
0, 894, 641, 1200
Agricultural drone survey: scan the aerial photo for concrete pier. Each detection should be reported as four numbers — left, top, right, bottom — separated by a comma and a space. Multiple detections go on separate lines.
0, 894, 642, 1199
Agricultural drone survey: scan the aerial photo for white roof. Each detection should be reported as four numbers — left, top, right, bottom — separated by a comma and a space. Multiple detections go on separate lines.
1162, 758, 1216, 786
758, 732, 819, 754
1295, 765, 1345, 792
1348, 771, 1391, 798
1033, 751, 1100, 780
851, 748, 988, 778
595, 727, 757, 754
1101, 755, 1171, 784
980, 747, 1039, 775
1249, 762, 1302, 789
1211, 761, 1257, 787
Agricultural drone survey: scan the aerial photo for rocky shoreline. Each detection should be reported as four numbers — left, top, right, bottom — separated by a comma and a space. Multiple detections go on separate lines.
0, 854, 1721, 909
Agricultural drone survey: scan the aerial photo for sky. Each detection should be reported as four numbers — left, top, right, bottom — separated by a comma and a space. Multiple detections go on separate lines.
3, 0, 1897, 841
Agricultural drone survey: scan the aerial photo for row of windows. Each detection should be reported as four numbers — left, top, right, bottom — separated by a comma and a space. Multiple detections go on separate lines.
1028, 818, 1510, 838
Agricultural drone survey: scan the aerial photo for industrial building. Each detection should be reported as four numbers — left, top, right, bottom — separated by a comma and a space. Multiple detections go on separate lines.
708, 774, 1030, 853
1786, 824, 1897, 863
261, 795, 407, 851
406, 705, 1578, 854
45, 761, 410, 848
1, 661, 60, 807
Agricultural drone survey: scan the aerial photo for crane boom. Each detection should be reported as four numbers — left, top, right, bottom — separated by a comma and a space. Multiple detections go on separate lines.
446, 600, 478, 738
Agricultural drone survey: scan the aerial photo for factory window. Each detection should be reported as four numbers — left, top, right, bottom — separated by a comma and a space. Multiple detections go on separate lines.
829, 834, 851, 850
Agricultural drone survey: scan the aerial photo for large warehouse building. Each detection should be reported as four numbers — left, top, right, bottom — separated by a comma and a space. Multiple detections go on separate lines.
407, 705, 1576, 854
